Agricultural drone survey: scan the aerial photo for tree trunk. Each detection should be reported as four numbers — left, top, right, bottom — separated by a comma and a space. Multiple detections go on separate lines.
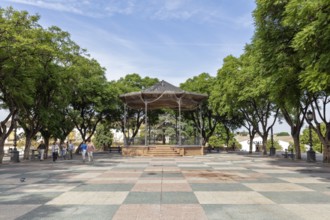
44, 137, 50, 159
314, 123, 330, 163
324, 144, 330, 163
262, 135, 268, 155
249, 134, 255, 154
24, 134, 33, 160
0, 138, 5, 164
292, 133, 301, 160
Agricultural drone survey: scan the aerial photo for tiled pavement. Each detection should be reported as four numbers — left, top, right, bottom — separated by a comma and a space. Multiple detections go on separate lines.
1, 152, 330, 220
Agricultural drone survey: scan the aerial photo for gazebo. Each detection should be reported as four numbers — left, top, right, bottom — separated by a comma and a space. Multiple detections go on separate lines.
119, 80, 208, 156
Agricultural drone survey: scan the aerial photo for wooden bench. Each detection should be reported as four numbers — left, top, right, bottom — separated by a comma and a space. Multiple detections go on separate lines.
282, 152, 295, 159
109, 146, 122, 153
30, 149, 40, 160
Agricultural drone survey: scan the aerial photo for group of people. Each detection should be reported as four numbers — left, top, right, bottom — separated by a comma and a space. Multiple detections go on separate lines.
79, 140, 95, 163
37, 140, 75, 162
38, 140, 95, 163
47, 140, 75, 162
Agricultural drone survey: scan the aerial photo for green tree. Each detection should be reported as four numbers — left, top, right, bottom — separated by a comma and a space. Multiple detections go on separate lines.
253, 0, 308, 160
180, 73, 234, 145
69, 56, 115, 147
300, 124, 324, 153
0, 7, 41, 162
94, 123, 113, 151
114, 74, 159, 145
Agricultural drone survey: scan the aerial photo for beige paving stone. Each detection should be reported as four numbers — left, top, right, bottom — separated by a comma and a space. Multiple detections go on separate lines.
132, 183, 162, 191
244, 183, 314, 191
252, 169, 296, 173
177, 164, 210, 167
7, 184, 77, 193
161, 183, 192, 192
113, 204, 207, 220
46, 192, 128, 205
195, 191, 275, 204
160, 204, 207, 220
281, 204, 330, 220
113, 204, 161, 220
87, 178, 138, 184
99, 172, 142, 178
212, 167, 248, 170
70, 172, 103, 179
204, 162, 232, 165
186, 177, 237, 183
162, 179, 187, 184
74, 166, 113, 171
145, 167, 180, 172
279, 177, 327, 183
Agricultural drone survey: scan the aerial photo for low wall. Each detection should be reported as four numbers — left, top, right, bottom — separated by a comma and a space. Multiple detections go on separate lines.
121, 145, 203, 157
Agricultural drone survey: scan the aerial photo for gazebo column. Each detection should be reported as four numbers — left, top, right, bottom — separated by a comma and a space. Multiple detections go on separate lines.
199, 104, 203, 146
145, 102, 148, 146
178, 98, 182, 146
123, 104, 128, 147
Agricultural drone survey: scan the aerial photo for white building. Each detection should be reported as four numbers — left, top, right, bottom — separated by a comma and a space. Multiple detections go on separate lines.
236, 135, 293, 152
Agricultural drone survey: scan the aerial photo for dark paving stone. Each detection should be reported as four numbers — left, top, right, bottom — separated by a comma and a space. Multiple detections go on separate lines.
261, 191, 330, 204
190, 183, 252, 191
202, 204, 301, 220
0, 192, 62, 204
38, 179, 85, 184
265, 173, 311, 178
16, 205, 119, 220
161, 192, 199, 204
124, 192, 161, 204
241, 177, 289, 183
72, 184, 134, 191
0, 185, 18, 192
140, 172, 183, 178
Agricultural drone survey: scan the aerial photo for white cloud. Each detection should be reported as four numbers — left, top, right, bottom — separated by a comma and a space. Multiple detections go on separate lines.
6, 0, 84, 14
4, 0, 136, 17
4, 0, 234, 24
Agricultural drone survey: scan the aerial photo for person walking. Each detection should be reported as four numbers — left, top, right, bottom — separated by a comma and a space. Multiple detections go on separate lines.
37, 140, 46, 161
60, 142, 67, 160
87, 140, 95, 162
68, 140, 74, 160
80, 141, 87, 163
51, 141, 59, 162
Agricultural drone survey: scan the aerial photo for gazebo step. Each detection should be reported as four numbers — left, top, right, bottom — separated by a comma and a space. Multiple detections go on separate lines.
146, 146, 181, 157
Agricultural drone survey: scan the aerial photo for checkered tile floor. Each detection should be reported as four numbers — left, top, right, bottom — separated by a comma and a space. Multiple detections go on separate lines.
1, 152, 330, 219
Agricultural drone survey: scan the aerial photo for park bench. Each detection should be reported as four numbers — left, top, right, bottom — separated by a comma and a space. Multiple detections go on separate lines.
109, 146, 122, 153
282, 150, 295, 159
30, 149, 40, 160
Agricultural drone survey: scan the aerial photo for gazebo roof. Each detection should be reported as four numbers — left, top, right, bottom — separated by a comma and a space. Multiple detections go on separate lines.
119, 80, 208, 110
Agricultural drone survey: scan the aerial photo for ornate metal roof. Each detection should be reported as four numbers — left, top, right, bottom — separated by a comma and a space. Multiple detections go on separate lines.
119, 80, 208, 110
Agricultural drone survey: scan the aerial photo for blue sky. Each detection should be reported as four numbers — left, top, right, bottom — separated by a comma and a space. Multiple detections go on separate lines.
1, 0, 293, 133
1, 0, 256, 86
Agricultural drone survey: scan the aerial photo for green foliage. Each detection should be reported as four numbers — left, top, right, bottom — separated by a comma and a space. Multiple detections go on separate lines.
208, 135, 224, 147
93, 123, 113, 150
300, 124, 325, 153
276, 132, 290, 136
284, 0, 330, 92
266, 139, 282, 151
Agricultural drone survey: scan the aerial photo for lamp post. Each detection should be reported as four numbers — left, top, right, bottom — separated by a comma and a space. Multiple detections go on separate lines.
11, 115, 20, 162
306, 110, 316, 162
269, 127, 276, 156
